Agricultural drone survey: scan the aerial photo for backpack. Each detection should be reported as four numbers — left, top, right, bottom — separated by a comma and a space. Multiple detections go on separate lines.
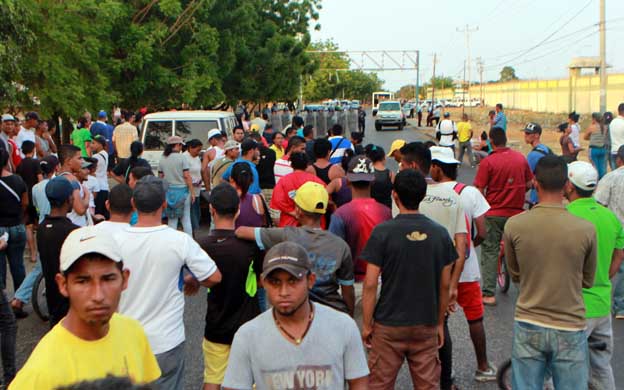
532, 144, 554, 156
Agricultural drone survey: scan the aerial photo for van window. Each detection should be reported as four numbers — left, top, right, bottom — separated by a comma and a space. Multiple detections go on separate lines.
144, 121, 173, 150
379, 102, 400, 111
175, 120, 219, 145
221, 116, 236, 139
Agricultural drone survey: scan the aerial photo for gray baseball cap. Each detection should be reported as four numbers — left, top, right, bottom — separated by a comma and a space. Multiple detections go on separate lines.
132, 176, 168, 213
261, 242, 312, 280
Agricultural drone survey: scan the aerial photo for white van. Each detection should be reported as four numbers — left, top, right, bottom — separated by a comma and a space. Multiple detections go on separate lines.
140, 110, 238, 169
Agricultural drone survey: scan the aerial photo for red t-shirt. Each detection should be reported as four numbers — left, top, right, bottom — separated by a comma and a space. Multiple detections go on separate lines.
270, 170, 326, 227
473, 147, 533, 217
329, 198, 392, 281
8, 139, 21, 169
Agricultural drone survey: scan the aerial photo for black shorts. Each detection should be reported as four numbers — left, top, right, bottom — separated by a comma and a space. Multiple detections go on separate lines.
25, 205, 38, 226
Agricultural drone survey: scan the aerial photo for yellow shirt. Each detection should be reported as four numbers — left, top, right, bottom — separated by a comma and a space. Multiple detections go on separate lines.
10, 314, 161, 390
112, 122, 139, 158
457, 121, 473, 142
270, 144, 285, 160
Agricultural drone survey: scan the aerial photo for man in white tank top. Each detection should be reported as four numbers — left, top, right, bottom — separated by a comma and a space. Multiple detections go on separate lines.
202, 129, 225, 188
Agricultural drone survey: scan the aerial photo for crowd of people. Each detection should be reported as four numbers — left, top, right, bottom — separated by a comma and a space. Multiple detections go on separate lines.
0, 101, 622, 390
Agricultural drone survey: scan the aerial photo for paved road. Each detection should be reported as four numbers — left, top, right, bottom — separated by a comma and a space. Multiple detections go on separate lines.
12, 112, 624, 389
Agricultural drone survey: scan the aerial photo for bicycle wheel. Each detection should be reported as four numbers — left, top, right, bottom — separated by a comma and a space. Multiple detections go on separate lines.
31, 273, 49, 322
497, 359, 512, 389
497, 256, 511, 294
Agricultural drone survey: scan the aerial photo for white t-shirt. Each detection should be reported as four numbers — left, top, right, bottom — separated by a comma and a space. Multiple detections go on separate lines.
420, 182, 467, 239
436, 120, 457, 147
93, 221, 128, 236
115, 225, 218, 354
274, 158, 293, 183
92, 150, 109, 191
85, 176, 99, 211
183, 151, 202, 197
610, 116, 624, 154
441, 182, 490, 282
16, 127, 37, 158
570, 123, 581, 148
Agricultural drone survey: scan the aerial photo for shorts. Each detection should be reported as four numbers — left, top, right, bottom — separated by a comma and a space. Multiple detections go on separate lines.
457, 281, 484, 322
202, 338, 231, 384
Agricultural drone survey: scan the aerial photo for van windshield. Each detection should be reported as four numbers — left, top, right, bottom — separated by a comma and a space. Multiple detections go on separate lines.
379, 102, 400, 111
144, 121, 173, 150
175, 120, 219, 146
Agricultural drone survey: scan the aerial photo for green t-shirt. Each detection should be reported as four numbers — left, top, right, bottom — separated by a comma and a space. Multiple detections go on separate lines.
70, 128, 92, 157
567, 197, 624, 318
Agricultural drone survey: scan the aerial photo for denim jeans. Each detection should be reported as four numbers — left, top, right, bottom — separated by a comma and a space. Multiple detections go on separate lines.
586, 316, 615, 390
609, 153, 618, 171
168, 194, 193, 236
589, 147, 607, 179
0, 225, 26, 291
13, 260, 41, 304
457, 140, 475, 167
612, 262, 624, 315
0, 290, 16, 385
512, 321, 588, 390
190, 196, 201, 231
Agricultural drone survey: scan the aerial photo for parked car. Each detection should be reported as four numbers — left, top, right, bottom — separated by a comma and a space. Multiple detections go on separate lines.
375, 101, 406, 131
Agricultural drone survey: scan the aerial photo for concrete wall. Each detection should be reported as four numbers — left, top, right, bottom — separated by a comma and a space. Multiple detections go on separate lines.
433, 73, 624, 114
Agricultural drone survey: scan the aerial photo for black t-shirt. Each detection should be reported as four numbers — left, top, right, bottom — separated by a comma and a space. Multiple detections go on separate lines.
256, 146, 276, 190
16, 157, 40, 202
354, 144, 364, 156
112, 157, 151, 183
197, 230, 262, 344
0, 175, 27, 227
360, 214, 457, 326
37, 216, 79, 326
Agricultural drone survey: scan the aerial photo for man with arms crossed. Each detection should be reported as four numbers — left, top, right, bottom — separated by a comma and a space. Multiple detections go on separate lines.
222, 242, 369, 390
504, 155, 596, 389
361, 169, 456, 389
115, 176, 222, 390
11, 226, 161, 389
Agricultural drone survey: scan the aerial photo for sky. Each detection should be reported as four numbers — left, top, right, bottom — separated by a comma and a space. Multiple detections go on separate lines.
309, 0, 624, 91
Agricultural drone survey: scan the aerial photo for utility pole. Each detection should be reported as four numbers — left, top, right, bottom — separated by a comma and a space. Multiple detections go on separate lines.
477, 57, 484, 106
415, 50, 420, 103
599, 0, 607, 112
457, 24, 479, 106
462, 60, 467, 116
431, 53, 437, 109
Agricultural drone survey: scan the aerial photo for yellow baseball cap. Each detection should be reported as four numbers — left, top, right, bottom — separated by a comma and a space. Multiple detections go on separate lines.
250, 123, 260, 132
387, 139, 406, 157
294, 182, 328, 214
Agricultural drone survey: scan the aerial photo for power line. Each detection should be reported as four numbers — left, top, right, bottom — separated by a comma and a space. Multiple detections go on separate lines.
484, 0, 594, 70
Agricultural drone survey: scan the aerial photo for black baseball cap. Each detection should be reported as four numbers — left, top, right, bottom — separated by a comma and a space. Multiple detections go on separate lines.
25, 111, 40, 121
523, 122, 542, 135
133, 176, 168, 213
347, 155, 375, 182
261, 242, 312, 280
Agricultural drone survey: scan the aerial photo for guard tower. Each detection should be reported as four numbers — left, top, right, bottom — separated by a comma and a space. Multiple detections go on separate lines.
568, 57, 608, 112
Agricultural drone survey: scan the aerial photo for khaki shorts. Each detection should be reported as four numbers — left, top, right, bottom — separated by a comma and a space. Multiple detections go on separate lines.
202, 339, 231, 384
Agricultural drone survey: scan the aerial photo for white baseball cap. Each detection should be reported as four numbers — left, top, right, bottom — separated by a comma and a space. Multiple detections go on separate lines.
60, 226, 122, 272
1, 114, 15, 122
430, 146, 460, 165
208, 129, 222, 141
568, 161, 598, 191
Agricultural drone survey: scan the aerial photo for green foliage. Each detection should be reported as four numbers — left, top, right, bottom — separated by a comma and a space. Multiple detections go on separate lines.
0, 0, 321, 116
303, 40, 383, 102
500, 66, 519, 82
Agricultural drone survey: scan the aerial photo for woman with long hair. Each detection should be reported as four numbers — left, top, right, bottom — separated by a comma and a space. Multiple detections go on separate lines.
230, 162, 266, 228
159, 137, 194, 236
568, 111, 582, 151
584, 112, 608, 179
183, 139, 203, 231
111, 141, 151, 184
365, 144, 394, 208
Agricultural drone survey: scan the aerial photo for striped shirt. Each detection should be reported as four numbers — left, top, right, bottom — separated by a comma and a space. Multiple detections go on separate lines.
273, 157, 293, 184
112, 122, 139, 158
328, 136, 354, 165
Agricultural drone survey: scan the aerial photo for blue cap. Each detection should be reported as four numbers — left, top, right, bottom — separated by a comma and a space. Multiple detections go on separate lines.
45, 177, 75, 204
98, 110, 107, 118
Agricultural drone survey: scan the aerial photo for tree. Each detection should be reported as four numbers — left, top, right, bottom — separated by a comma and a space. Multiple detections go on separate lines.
426, 76, 454, 90
500, 66, 518, 82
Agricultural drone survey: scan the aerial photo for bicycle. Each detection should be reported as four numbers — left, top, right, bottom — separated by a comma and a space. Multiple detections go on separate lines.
31, 272, 49, 322
497, 341, 606, 389
497, 240, 510, 293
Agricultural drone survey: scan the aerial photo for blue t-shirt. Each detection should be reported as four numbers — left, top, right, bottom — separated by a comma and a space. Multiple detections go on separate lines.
90, 121, 115, 154
527, 144, 551, 204
493, 112, 507, 131
222, 158, 261, 195
328, 136, 354, 165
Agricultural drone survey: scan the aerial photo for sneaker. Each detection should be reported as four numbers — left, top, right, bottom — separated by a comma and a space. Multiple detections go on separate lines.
475, 364, 497, 382
615, 313, 624, 319
482, 296, 497, 306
